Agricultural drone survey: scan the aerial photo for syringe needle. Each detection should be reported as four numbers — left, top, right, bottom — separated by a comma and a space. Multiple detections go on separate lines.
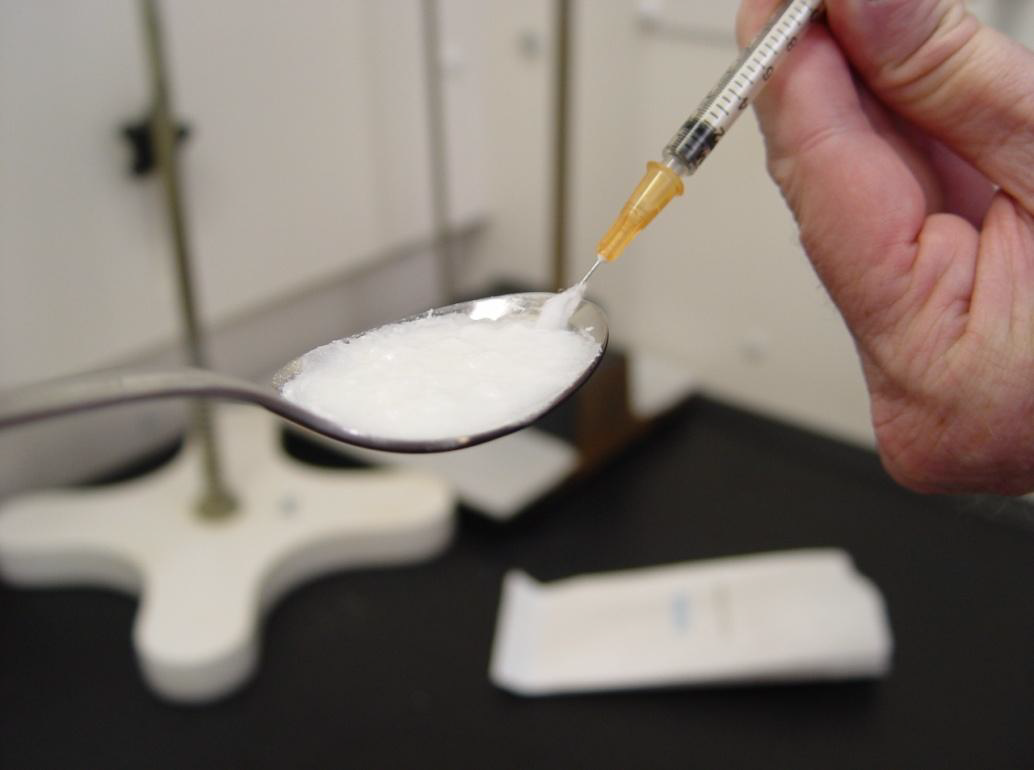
578, 256, 604, 287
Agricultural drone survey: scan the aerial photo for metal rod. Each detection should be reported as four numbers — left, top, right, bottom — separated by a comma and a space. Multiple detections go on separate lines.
550, 0, 572, 290
140, 0, 237, 520
422, 0, 456, 304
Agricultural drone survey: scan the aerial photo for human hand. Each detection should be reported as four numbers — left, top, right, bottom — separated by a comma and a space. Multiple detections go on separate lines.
736, 0, 1034, 494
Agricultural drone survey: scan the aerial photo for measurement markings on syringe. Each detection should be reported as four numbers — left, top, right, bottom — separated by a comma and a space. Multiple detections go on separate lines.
663, 0, 822, 170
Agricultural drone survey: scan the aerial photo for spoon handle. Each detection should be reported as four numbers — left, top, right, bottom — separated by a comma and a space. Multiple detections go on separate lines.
0, 368, 278, 430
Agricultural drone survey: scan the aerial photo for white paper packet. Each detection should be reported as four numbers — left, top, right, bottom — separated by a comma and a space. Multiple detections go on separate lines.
489, 549, 892, 696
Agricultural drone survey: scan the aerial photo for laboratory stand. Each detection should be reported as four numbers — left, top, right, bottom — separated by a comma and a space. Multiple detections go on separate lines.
0, 405, 453, 702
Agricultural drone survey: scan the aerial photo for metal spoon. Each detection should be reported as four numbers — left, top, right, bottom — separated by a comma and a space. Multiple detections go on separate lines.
0, 293, 608, 453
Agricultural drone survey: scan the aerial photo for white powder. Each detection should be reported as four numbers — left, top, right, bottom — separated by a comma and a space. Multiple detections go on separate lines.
536, 283, 587, 330
280, 307, 601, 443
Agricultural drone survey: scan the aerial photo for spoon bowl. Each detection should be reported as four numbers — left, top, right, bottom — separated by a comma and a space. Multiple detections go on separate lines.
0, 293, 608, 453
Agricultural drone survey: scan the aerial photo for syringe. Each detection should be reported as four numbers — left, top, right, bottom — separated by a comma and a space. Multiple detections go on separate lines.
589, 0, 825, 275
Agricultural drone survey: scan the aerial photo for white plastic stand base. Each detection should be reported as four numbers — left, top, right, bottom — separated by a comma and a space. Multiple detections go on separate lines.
0, 405, 455, 703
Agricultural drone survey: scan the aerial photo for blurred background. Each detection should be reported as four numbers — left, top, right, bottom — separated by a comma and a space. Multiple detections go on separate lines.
5, 3, 1034, 766
2, 0, 1033, 494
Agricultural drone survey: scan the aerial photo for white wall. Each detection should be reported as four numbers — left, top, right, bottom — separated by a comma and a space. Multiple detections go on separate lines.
446, 0, 558, 294
0, 0, 445, 392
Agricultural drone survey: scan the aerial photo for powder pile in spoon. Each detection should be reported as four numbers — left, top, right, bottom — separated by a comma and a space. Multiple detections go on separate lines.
536, 283, 586, 330
280, 290, 599, 442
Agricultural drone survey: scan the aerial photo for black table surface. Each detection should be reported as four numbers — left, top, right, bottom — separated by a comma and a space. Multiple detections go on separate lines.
2, 397, 1034, 769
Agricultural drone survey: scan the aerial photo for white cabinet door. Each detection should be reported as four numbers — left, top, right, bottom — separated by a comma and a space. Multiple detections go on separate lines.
0, 0, 436, 388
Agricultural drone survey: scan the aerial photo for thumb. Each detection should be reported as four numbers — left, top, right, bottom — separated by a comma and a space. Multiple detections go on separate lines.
827, 0, 1034, 212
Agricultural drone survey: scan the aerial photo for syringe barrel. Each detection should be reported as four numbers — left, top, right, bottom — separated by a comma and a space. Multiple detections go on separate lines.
664, 0, 824, 175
